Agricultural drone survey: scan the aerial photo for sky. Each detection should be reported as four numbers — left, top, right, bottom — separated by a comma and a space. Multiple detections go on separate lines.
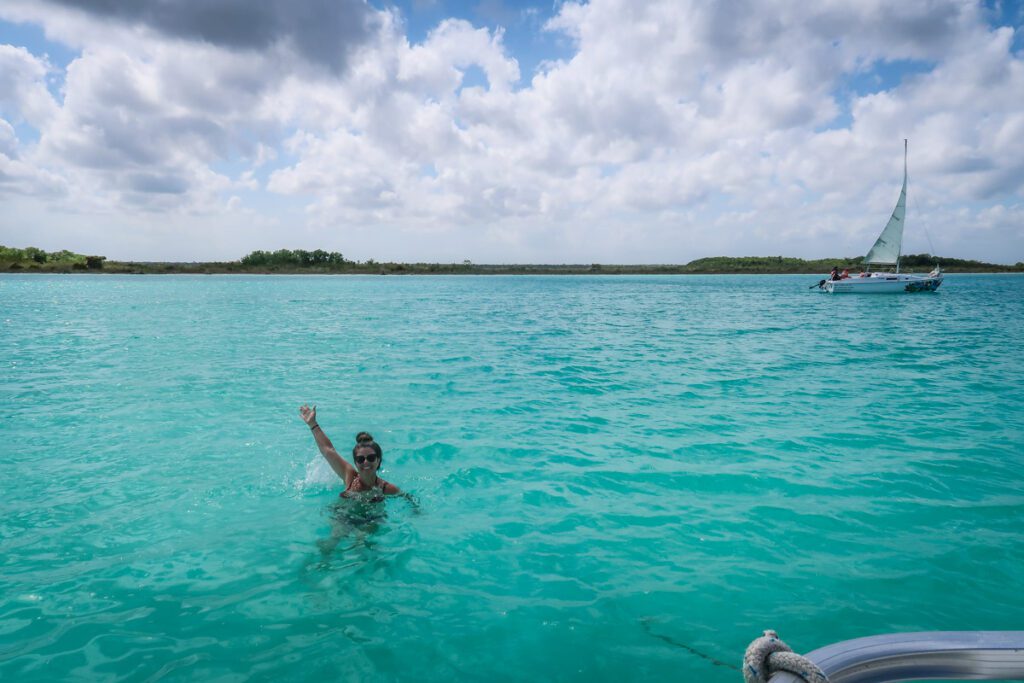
1, 0, 1023, 264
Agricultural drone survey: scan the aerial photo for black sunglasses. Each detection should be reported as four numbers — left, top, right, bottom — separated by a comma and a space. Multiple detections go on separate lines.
355, 454, 379, 464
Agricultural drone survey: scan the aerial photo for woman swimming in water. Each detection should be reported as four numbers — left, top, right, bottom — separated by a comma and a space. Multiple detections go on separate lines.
299, 404, 402, 500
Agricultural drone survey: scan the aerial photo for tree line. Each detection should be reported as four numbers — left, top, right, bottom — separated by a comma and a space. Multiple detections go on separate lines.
4, 244, 1021, 274
0, 245, 105, 269
239, 249, 347, 267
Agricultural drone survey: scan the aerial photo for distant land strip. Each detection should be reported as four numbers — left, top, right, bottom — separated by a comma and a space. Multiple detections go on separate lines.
2, 245, 1022, 275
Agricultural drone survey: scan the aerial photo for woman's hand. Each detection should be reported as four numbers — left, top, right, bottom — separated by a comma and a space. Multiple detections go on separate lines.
299, 404, 318, 427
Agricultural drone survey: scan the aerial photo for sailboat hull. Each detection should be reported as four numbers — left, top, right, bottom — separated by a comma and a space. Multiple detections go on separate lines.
823, 273, 943, 294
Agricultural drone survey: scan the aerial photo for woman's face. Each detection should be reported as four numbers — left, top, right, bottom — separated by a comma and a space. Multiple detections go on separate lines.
353, 445, 380, 474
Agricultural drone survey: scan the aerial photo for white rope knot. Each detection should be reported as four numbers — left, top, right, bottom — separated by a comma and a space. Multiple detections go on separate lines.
742, 630, 829, 683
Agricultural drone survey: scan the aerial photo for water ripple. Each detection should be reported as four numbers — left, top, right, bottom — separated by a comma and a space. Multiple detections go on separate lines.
1, 273, 1023, 681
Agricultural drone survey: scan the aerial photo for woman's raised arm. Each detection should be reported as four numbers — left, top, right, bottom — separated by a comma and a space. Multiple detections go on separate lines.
299, 404, 356, 486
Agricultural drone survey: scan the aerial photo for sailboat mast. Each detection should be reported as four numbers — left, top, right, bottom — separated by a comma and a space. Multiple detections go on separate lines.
863, 140, 910, 273
897, 139, 907, 274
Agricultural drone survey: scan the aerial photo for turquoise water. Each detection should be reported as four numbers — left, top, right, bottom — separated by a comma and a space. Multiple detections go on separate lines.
2, 273, 1023, 681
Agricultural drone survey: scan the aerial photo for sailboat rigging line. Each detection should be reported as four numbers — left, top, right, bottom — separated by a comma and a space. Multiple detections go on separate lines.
897, 138, 907, 274
909, 191, 938, 263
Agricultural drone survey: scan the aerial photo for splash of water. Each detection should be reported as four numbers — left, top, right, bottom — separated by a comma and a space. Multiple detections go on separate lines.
301, 456, 338, 489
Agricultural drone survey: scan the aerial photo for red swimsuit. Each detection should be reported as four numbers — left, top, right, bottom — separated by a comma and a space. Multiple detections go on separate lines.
342, 476, 392, 500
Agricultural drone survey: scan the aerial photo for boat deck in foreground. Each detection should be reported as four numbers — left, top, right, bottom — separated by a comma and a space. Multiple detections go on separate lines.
767, 631, 1024, 682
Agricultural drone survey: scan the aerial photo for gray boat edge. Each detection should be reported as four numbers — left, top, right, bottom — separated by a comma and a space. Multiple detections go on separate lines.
766, 631, 1024, 683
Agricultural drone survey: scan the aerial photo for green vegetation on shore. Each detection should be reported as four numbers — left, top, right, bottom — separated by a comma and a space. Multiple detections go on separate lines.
1, 245, 107, 271
2, 245, 1022, 274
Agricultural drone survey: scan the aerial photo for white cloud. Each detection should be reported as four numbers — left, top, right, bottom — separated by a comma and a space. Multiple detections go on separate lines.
0, 0, 1022, 262
0, 152, 67, 198
0, 45, 58, 128
0, 118, 17, 157
399, 19, 520, 94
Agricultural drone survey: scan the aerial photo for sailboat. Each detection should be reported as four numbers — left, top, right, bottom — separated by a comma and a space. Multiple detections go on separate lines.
820, 140, 943, 293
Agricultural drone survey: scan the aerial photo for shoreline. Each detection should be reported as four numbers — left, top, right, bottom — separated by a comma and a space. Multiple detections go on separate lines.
3, 267, 1022, 276
4, 246, 1021, 275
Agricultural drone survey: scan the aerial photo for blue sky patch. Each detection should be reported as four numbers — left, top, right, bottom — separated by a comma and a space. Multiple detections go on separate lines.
377, 0, 574, 85
821, 58, 936, 131
458, 63, 489, 91
0, 18, 77, 69
983, 0, 1024, 51
9, 120, 40, 148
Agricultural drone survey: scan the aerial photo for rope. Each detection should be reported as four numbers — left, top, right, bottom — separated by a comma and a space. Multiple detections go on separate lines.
639, 618, 739, 671
742, 630, 829, 683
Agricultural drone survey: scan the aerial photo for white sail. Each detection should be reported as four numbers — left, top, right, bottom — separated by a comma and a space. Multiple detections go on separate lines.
864, 141, 907, 267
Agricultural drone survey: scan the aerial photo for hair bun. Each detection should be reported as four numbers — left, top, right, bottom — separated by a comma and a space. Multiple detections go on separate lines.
351, 432, 383, 461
